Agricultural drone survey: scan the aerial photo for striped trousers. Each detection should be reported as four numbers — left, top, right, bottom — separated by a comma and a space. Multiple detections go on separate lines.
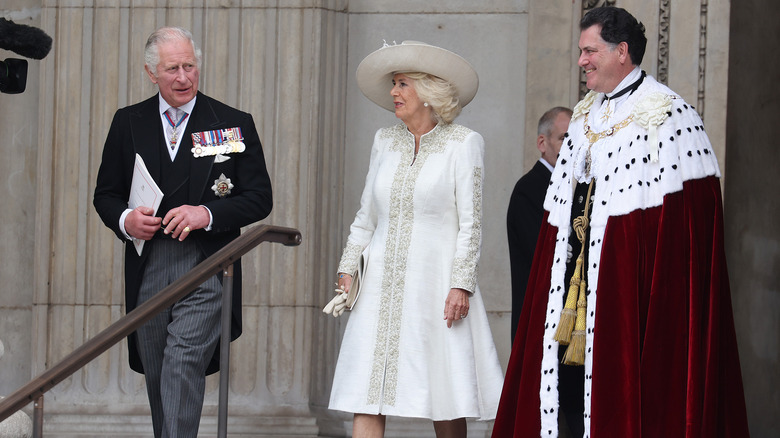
135, 238, 222, 438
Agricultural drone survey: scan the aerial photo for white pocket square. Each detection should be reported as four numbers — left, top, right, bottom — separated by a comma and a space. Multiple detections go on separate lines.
214, 153, 231, 163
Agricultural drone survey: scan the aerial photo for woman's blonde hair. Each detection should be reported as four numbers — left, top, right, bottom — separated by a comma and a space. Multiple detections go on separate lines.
402, 72, 462, 124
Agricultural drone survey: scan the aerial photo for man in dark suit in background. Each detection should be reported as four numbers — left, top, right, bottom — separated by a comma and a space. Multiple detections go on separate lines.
506, 106, 571, 343
93, 27, 272, 437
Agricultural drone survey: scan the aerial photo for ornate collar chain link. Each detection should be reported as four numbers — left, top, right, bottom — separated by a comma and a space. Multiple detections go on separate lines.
583, 112, 634, 176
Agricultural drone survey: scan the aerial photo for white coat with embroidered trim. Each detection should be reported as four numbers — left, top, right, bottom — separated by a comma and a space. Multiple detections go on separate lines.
329, 123, 504, 421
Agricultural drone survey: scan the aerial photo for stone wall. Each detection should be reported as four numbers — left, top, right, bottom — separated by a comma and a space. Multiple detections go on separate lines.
725, 0, 780, 436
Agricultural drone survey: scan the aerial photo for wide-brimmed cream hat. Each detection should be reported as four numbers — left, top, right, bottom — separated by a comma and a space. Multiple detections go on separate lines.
356, 41, 479, 112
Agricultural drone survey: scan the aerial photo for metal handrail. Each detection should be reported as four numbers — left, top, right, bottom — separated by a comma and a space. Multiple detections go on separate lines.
0, 224, 302, 434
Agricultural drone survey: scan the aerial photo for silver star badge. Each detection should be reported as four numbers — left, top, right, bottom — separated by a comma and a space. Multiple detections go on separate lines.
211, 173, 234, 198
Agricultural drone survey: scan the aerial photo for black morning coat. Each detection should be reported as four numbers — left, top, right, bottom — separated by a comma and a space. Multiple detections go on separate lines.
93, 91, 273, 374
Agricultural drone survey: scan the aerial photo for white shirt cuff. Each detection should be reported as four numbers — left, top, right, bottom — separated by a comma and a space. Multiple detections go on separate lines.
119, 209, 133, 240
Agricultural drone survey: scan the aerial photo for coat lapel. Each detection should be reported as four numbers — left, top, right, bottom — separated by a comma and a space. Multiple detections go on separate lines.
129, 96, 164, 183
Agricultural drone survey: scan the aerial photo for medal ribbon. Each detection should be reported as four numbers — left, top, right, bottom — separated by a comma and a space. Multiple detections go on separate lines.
164, 108, 189, 150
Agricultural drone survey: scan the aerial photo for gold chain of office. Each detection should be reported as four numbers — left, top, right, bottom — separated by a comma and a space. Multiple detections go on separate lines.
583, 112, 635, 176
583, 112, 634, 146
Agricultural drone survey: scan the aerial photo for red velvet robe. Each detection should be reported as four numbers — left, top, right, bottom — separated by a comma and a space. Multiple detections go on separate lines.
493, 75, 749, 437
493, 177, 749, 437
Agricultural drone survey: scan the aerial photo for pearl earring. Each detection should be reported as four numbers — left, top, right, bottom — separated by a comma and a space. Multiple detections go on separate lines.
423, 102, 429, 107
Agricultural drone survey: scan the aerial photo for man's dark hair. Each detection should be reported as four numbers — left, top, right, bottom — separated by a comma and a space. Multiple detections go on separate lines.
580, 7, 647, 66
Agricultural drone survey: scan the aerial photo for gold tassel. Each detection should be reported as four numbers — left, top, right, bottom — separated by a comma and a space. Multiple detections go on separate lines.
563, 278, 588, 365
556, 180, 595, 367
554, 254, 583, 345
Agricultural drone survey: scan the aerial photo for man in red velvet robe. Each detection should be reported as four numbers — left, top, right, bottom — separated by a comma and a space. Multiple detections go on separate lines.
493, 6, 750, 438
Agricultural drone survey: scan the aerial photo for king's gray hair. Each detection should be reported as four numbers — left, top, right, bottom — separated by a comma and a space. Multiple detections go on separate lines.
144, 27, 202, 75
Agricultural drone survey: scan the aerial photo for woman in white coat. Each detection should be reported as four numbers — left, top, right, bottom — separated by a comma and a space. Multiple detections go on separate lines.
326, 41, 503, 438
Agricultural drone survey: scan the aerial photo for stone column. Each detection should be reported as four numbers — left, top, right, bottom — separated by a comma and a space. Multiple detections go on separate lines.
725, 0, 780, 436
0, 1, 43, 407
29, 1, 349, 436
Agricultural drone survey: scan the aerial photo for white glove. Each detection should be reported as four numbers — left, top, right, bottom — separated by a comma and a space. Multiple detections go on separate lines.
323, 286, 348, 317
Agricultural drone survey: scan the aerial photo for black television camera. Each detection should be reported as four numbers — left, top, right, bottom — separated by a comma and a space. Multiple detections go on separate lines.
0, 17, 52, 94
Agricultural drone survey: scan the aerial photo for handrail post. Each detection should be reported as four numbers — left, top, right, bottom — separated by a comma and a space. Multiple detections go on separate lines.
217, 264, 234, 438
33, 395, 43, 438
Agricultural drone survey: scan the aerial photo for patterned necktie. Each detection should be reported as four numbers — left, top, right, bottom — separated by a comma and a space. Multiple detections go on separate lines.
164, 107, 189, 150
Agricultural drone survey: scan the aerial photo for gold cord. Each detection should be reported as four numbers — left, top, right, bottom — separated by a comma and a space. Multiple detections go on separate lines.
553, 180, 595, 366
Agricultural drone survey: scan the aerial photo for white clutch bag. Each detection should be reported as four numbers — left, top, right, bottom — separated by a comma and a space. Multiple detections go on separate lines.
323, 248, 369, 317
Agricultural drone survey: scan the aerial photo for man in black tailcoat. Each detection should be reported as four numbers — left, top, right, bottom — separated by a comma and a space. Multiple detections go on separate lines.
507, 106, 571, 343
93, 26, 272, 437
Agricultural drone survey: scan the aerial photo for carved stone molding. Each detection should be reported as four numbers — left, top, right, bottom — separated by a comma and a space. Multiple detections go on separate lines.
582, 0, 616, 10
698, 0, 709, 117
658, 0, 671, 84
